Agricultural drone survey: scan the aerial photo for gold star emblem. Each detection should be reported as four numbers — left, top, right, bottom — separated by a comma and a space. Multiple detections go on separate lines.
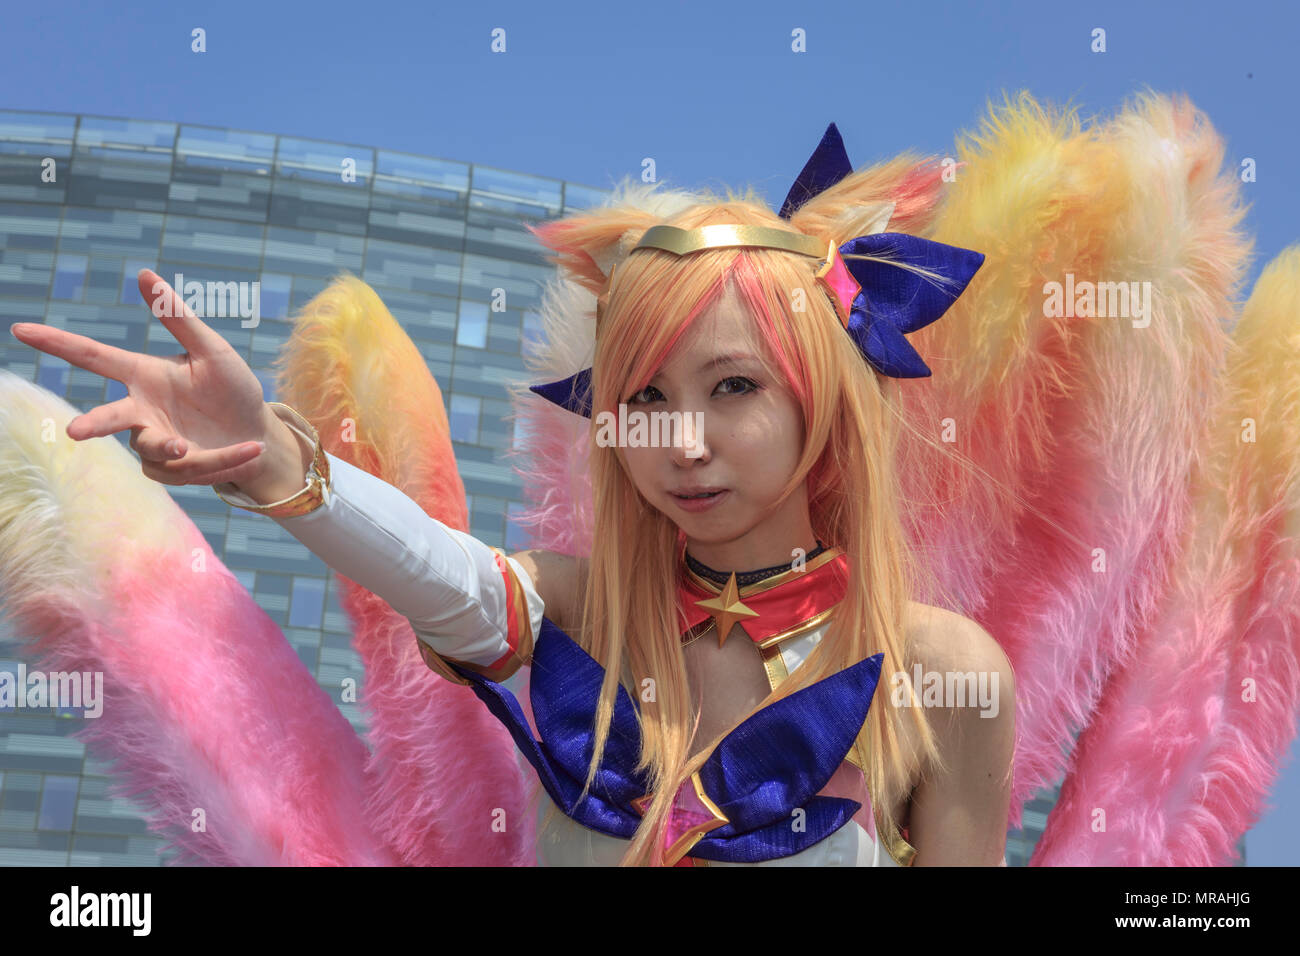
629, 770, 730, 866
694, 572, 759, 648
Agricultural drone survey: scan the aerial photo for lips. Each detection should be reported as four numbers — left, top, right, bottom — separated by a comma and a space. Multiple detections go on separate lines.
669, 488, 730, 512
671, 486, 726, 498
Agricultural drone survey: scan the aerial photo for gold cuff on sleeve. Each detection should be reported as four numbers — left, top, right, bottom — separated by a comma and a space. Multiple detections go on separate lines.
413, 549, 536, 686
415, 639, 474, 686
213, 402, 331, 518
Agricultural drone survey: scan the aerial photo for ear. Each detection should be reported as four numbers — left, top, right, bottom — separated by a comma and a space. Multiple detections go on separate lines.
825, 200, 896, 240
527, 208, 660, 297
788, 155, 947, 238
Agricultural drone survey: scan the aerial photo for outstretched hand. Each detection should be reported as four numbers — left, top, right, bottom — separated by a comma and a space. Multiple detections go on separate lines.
10, 268, 279, 487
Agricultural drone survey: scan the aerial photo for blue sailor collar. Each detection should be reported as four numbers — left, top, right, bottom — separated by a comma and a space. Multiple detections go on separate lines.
449, 618, 882, 865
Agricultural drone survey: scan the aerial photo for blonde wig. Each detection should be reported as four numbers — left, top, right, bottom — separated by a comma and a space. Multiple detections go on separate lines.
528, 164, 961, 865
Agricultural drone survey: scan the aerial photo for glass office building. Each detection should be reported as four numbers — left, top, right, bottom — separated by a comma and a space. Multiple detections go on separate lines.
0, 109, 610, 864
0, 109, 1125, 867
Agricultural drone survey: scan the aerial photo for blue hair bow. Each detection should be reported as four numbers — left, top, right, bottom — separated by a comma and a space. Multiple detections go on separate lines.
529, 123, 985, 417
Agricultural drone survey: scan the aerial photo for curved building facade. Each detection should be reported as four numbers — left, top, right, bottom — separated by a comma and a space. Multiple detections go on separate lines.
0, 109, 606, 864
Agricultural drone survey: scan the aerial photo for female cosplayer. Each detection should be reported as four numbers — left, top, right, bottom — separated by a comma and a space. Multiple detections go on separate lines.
4, 94, 1296, 868
8, 132, 1007, 866
8, 190, 1006, 868
502, 188, 1009, 866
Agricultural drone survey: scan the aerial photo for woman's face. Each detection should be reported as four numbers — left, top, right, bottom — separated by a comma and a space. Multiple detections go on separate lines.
616, 281, 818, 571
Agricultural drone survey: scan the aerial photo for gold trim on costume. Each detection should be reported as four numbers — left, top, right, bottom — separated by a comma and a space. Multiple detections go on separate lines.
814, 243, 855, 329
844, 728, 918, 867
491, 547, 537, 677
758, 641, 790, 687
666, 772, 730, 866
415, 550, 535, 686
680, 618, 715, 648
755, 606, 839, 649
632, 770, 730, 867
746, 600, 839, 686
887, 826, 918, 867
415, 639, 472, 686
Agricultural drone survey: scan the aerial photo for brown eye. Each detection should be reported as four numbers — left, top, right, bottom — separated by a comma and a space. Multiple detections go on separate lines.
715, 376, 759, 396
626, 385, 663, 405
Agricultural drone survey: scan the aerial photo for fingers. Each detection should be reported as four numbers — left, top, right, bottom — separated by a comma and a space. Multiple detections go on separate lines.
10, 322, 138, 383
138, 439, 266, 487
68, 397, 138, 442
137, 269, 232, 360
129, 423, 179, 463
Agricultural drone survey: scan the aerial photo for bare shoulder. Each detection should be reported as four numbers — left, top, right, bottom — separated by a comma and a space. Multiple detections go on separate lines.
507, 549, 589, 634
902, 601, 1016, 864
904, 601, 1014, 687
901, 601, 1016, 752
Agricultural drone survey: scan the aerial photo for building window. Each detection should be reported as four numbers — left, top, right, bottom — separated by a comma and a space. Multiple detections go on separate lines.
506, 502, 530, 551
38, 775, 80, 831
120, 258, 156, 305
289, 576, 326, 629
456, 300, 488, 349
449, 393, 481, 443
51, 254, 87, 300
522, 309, 544, 350
259, 273, 292, 320
36, 358, 69, 397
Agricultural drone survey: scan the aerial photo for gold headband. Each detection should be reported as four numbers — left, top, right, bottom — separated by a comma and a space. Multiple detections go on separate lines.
595, 224, 848, 326
635, 223, 828, 258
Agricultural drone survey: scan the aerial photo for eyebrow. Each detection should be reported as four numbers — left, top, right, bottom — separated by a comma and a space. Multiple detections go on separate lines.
642, 353, 759, 390
648, 353, 760, 383
695, 353, 760, 373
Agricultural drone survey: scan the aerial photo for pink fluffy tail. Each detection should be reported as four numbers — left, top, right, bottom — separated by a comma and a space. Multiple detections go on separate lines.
1034, 246, 1300, 865
0, 371, 391, 865
899, 92, 1252, 830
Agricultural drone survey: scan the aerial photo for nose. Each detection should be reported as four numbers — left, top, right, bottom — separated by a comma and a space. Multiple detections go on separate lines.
670, 409, 710, 466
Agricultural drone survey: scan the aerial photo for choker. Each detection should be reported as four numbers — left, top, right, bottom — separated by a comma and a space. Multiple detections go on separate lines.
684, 540, 827, 589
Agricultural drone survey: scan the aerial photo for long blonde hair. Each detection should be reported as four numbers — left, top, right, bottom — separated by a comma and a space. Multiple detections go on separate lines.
556, 184, 953, 866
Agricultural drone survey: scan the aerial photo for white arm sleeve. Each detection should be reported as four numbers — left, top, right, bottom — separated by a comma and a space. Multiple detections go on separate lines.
217, 450, 544, 673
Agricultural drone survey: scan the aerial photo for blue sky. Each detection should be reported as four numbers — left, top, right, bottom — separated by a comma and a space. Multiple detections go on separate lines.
3, 0, 1298, 865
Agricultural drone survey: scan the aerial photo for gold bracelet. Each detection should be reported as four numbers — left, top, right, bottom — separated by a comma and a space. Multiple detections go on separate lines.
212, 402, 332, 518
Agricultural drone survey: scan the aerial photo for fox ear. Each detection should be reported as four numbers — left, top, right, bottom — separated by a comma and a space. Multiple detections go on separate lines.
787, 155, 950, 240
826, 200, 896, 240
526, 209, 659, 297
